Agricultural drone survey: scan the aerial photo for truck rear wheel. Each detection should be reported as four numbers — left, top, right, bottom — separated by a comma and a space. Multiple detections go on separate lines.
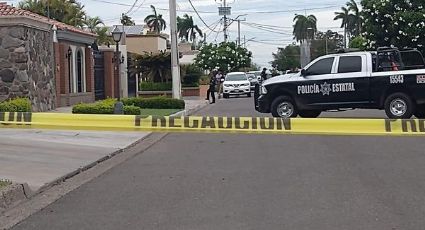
299, 110, 322, 118
384, 93, 414, 119
414, 105, 425, 118
271, 96, 298, 118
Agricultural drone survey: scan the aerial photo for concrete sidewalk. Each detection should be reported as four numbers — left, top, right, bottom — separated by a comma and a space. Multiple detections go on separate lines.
0, 98, 207, 192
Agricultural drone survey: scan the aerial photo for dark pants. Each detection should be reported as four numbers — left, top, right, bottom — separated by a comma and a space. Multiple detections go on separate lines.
206, 88, 216, 103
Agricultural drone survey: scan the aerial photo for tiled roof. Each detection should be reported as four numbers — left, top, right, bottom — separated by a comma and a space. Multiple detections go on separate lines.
0, 2, 95, 37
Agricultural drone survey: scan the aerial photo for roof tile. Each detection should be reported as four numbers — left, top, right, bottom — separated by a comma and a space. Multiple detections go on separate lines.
0, 2, 95, 37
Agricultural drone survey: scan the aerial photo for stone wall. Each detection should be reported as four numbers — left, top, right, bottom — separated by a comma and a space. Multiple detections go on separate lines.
0, 26, 55, 111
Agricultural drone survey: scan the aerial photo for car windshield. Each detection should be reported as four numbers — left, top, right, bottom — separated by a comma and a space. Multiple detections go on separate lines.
226, 74, 247, 81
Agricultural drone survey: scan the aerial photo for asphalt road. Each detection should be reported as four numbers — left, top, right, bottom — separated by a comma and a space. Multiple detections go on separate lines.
12, 97, 425, 230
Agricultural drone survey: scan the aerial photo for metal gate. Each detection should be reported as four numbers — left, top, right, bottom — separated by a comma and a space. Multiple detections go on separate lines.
94, 51, 105, 100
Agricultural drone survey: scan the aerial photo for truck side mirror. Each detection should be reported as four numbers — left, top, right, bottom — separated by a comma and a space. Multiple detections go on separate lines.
301, 69, 307, 76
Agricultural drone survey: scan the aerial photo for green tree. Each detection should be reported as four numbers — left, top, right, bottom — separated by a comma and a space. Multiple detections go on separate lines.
132, 51, 171, 83
271, 45, 300, 71
144, 5, 167, 34
334, 7, 352, 46
194, 42, 252, 71
311, 30, 344, 58
94, 27, 113, 46
177, 14, 203, 42
293, 14, 317, 42
19, 0, 86, 27
347, 0, 361, 36
84, 16, 104, 33
361, 0, 425, 54
349, 36, 367, 50
120, 13, 135, 26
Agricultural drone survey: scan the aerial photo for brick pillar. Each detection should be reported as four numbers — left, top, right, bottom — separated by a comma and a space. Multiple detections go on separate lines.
103, 50, 115, 98
85, 47, 95, 102
114, 52, 121, 99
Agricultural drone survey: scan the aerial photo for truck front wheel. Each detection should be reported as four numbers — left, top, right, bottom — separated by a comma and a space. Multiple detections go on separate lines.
271, 96, 298, 118
384, 93, 414, 119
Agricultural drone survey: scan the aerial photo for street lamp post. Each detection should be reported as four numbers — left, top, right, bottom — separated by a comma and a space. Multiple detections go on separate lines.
111, 26, 124, 114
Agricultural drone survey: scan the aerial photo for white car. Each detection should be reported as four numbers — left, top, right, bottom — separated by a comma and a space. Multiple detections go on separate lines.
223, 72, 251, 98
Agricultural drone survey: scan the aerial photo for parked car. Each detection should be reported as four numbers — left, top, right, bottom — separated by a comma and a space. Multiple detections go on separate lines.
247, 73, 258, 90
223, 72, 251, 98
255, 47, 425, 119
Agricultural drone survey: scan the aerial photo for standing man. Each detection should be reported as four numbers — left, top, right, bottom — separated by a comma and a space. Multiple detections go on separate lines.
216, 70, 224, 99
206, 71, 217, 104
260, 68, 268, 82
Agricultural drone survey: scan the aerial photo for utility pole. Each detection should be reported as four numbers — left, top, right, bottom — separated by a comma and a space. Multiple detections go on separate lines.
235, 17, 246, 46
223, 0, 228, 42
218, 0, 231, 42
169, 0, 181, 99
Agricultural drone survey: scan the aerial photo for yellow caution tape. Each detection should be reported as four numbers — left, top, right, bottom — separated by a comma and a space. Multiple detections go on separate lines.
0, 112, 424, 136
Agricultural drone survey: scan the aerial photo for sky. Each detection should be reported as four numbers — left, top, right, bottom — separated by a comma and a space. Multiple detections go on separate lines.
5, 0, 352, 68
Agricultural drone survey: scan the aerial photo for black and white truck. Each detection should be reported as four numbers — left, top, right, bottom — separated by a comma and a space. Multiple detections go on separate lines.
255, 47, 425, 119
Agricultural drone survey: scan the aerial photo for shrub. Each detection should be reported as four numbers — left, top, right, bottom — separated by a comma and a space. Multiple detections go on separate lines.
72, 98, 117, 114
139, 82, 172, 91
124, 105, 141, 115
122, 97, 185, 110
0, 98, 31, 112
199, 75, 210, 85
182, 64, 202, 87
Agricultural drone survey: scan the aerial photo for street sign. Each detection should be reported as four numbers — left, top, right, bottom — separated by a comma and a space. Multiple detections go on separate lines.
219, 6, 231, 16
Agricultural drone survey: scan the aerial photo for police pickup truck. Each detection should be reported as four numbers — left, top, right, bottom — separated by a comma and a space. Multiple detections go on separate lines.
255, 47, 425, 119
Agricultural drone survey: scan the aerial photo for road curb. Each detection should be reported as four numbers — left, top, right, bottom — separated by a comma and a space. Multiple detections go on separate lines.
34, 133, 150, 196
171, 100, 209, 117
0, 183, 32, 214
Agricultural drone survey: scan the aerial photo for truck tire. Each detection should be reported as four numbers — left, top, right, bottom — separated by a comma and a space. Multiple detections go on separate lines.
414, 105, 425, 118
384, 92, 414, 119
299, 110, 322, 118
271, 96, 298, 118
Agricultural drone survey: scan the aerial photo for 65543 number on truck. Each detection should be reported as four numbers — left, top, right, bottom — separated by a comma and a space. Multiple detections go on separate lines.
255, 47, 425, 119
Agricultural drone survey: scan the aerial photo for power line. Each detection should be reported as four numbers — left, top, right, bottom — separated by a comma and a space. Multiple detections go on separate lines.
129, 0, 148, 16
125, 0, 139, 14
187, 0, 220, 32
206, 19, 222, 38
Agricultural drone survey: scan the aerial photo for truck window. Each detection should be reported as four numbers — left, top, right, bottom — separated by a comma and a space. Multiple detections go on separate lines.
306, 57, 334, 75
338, 56, 362, 73
400, 51, 425, 70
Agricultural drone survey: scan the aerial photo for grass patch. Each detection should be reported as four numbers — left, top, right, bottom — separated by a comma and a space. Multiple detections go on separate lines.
0, 179, 11, 189
140, 109, 181, 116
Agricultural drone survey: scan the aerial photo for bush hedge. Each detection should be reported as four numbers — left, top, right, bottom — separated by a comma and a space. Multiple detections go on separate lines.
122, 97, 185, 110
73, 98, 142, 115
139, 82, 172, 91
72, 97, 185, 114
0, 98, 31, 112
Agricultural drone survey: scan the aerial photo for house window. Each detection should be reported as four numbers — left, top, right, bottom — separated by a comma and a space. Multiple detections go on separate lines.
77, 50, 83, 93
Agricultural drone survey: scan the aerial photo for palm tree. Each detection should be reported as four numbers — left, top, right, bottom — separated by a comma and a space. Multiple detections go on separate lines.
121, 13, 135, 26
19, 0, 87, 28
293, 14, 317, 42
347, 0, 361, 36
144, 5, 167, 34
94, 27, 113, 46
85, 16, 104, 33
334, 7, 351, 48
177, 14, 203, 42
